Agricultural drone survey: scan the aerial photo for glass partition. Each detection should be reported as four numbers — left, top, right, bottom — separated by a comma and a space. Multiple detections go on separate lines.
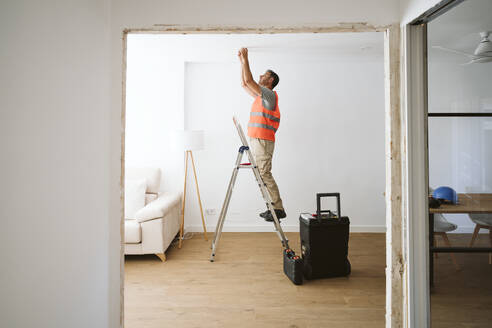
427, 1, 492, 326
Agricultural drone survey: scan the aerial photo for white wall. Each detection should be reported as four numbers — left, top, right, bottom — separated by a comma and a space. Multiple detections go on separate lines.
0, 1, 111, 327
126, 34, 386, 232
112, 0, 399, 29
125, 38, 184, 194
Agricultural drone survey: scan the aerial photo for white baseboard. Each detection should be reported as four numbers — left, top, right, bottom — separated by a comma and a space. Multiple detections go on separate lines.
187, 225, 487, 234
350, 225, 387, 233
186, 225, 386, 233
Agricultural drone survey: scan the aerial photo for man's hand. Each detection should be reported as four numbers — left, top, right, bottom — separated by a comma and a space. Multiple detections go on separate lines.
238, 47, 248, 64
239, 47, 248, 61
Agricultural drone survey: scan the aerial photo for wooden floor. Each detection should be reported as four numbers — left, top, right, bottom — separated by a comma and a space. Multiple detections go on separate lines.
124, 232, 492, 328
125, 232, 385, 327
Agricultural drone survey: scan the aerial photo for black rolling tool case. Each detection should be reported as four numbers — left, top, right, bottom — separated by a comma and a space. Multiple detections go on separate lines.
299, 193, 351, 279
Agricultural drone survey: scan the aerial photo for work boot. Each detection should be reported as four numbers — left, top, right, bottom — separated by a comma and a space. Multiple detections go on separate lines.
259, 210, 270, 218
263, 209, 287, 222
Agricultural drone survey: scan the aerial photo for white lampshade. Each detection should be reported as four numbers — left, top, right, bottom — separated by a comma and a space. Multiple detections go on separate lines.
181, 130, 204, 151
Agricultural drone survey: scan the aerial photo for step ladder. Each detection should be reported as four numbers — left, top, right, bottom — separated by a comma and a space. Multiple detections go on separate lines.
210, 116, 290, 262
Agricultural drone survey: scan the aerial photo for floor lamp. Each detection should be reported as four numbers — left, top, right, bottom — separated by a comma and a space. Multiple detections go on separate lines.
179, 130, 208, 248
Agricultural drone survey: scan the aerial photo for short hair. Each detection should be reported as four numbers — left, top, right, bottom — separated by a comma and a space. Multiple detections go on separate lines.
267, 69, 279, 89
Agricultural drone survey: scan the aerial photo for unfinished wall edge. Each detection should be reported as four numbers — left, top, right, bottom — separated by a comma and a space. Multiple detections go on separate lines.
384, 24, 404, 328
123, 23, 395, 34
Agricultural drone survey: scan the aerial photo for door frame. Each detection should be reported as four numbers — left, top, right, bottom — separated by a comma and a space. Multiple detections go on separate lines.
401, 23, 430, 328
119, 23, 406, 327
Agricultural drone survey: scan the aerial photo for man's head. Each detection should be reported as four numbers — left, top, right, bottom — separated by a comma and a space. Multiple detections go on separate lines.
259, 69, 279, 90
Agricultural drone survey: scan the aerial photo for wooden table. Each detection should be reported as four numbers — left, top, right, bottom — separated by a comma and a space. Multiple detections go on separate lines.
429, 193, 492, 286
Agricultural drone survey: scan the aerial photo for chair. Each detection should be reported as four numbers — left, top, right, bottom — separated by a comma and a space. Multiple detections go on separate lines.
468, 214, 492, 264
434, 213, 461, 271
124, 167, 181, 261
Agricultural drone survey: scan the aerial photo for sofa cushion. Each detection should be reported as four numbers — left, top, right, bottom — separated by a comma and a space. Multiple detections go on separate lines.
126, 167, 161, 194
125, 178, 147, 219
135, 192, 181, 223
125, 219, 142, 243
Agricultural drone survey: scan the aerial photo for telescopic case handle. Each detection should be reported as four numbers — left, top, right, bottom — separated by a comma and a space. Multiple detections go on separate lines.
316, 193, 341, 219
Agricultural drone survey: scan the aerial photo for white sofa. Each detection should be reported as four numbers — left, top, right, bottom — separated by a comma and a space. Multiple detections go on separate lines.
124, 167, 181, 261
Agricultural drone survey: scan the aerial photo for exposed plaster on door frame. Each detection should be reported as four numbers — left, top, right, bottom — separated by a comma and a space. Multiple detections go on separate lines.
125, 23, 389, 34
384, 25, 405, 328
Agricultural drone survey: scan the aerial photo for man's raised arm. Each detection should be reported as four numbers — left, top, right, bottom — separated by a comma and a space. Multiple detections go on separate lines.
239, 50, 256, 98
239, 48, 261, 97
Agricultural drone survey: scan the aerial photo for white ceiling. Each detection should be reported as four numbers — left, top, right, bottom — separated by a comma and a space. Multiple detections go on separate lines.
428, 0, 492, 62
128, 32, 384, 62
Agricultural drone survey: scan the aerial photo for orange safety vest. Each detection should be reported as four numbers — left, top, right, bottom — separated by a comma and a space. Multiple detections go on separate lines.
247, 91, 280, 142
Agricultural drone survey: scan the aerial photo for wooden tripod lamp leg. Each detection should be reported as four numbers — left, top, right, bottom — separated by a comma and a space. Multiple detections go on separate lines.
179, 151, 189, 249
190, 151, 208, 240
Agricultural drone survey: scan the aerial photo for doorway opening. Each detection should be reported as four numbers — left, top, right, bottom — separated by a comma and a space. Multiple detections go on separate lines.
120, 26, 402, 327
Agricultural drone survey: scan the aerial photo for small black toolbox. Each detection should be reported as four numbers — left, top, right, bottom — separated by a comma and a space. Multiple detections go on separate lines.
283, 248, 303, 285
299, 193, 351, 279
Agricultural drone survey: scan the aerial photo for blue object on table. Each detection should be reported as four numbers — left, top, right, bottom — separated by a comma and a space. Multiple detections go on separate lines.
432, 186, 458, 204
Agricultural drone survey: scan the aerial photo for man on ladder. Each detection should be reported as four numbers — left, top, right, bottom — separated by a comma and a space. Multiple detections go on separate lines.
210, 49, 290, 262
238, 47, 286, 222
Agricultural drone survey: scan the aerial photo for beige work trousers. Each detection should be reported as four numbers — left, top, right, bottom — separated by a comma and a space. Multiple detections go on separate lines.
249, 137, 284, 210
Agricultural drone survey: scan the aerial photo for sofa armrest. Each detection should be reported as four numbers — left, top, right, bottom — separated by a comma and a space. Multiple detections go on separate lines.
135, 192, 181, 223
